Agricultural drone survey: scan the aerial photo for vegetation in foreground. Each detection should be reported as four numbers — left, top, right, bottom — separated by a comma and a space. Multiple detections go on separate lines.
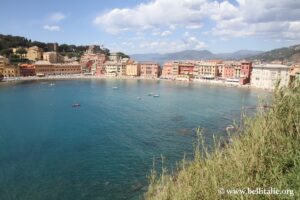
145, 82, 300, 200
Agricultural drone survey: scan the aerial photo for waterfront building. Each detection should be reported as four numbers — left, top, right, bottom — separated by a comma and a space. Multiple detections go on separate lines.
34, 61, 55, 76
104, 61, 126, 76
3, 65, 20, 77
54, 62, 81, 75
251, 64, 290, 89
222, 61, 252, 84
161, 61, 179, 79
43, 52, 63, 63
194, 60, 221, 79
19, 64, 35, 76
34, 61, 81, 76
222, 61, 241, 82
178, 63, 195, 76
0, 56, 9, 75
0, 55, 20, 77
239, 61, 252, 85
126, 63, 140, 76
140, 62, 161, 78
26, 46, 43, 61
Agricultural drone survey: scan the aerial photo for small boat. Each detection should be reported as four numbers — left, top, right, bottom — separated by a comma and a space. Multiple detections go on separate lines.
153, 94, 160, 98
72, 103, 81, 107
49, 83, 55, 86
112, 86, 118, 89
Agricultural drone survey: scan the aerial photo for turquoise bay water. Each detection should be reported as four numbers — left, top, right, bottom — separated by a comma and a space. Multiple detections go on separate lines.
0, 79, 267, 200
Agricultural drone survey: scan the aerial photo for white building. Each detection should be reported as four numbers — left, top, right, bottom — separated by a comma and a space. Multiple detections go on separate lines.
104, 61, 126, 76
251, 64, 291, 89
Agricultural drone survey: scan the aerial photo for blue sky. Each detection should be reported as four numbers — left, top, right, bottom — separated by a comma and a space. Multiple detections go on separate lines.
0, 0, 300, 54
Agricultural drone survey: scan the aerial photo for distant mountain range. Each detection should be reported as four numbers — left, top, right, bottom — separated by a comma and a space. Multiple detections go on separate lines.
131, 44, 300, 64
131, 49, 264, 64
247, 44, 300, 63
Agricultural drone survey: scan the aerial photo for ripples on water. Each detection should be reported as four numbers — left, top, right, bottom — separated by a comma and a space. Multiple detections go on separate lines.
0, 79, 268, 200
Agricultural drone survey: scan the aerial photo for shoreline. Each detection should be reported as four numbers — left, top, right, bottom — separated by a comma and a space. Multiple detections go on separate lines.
0, 75, 272, 91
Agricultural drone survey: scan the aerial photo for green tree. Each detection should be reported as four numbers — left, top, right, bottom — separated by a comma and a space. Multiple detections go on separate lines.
116, 52, 130, 58
0, 49, 13, 57
16, 48, 27, 58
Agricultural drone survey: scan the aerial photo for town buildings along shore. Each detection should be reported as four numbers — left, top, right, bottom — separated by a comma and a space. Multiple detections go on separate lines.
1, 44, 300, 90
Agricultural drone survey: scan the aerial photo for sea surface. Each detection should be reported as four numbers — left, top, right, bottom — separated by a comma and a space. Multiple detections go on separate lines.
0, 79, 268, 200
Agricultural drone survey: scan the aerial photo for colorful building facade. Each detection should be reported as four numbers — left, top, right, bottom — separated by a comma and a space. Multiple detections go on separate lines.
140, 62, 160, 78
126, 63, 141, 76
19, 64, 36, 76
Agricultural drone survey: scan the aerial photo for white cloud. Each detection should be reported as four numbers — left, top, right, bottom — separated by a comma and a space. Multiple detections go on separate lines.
94, 0, 300, 41
137, 39, 187, 53
161, 30, 172, 36
210, 0, 300, 40
132, 33, 206, 53
43, 25, 61, 32
152, 30, 172, 36
48, 12, 66, 22
186, 24, 203, 29
93, 0, 211, 34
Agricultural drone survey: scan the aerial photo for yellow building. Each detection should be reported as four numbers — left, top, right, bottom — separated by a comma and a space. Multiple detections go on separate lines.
34, 61, 81, 76
0, 55, 9, 76
34, 61, 55, 76
54, 62, 81, 75
26, 46, 43, 61
3, 65, 20, 77
43, 52, 63, 63
126, 63, 140, 76
194, 61, 221, 79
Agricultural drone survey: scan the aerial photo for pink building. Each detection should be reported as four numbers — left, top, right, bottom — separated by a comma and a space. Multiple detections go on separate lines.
222, 61, 252, 85
239, 61, 252, 85
162, 62, 176, 78
222, 64, 237, 79
80, 53, 107, 74
140, 62, 161, 78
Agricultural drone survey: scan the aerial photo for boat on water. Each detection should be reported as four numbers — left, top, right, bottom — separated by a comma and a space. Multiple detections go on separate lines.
72, 103, 81, 107
112, 86, 118, 89
153, 94, 160, 97
49, 83, 55, 86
